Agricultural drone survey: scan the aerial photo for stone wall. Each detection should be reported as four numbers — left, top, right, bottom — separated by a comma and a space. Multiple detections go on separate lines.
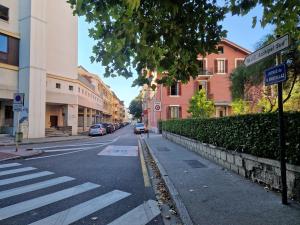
163, 131, 300, 200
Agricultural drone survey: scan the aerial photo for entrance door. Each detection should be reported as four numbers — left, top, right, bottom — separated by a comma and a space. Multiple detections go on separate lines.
50, 116, 58, 127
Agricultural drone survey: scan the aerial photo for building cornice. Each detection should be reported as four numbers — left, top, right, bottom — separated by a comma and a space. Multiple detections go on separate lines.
0, 63, 19, 71
0, 29, 20, 39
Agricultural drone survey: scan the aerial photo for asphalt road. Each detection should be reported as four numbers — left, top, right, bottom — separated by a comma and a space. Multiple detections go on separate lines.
0, 125, 164, 225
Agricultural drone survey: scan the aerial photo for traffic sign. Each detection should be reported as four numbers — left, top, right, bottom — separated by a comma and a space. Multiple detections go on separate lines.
13, 104, 23, 112
13, 93, 24, 105
264, 64, 287, 86
154, 101, 161, 112
244, 34, 289, 66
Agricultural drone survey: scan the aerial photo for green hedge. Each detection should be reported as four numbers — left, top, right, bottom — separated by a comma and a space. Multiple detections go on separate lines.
162, 112, 300, 165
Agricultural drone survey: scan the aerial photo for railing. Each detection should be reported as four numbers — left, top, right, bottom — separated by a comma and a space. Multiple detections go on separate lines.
198, 68, 213, 76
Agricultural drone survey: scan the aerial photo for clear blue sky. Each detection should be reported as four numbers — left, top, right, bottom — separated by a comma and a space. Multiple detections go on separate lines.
78, 6, 273, 108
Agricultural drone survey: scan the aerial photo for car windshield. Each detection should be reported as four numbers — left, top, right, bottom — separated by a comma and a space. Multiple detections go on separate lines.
91, 125, 100, 129
136, 123, 144, 127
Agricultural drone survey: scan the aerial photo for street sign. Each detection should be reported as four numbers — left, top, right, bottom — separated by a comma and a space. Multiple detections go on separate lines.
13, 104, 23, 112
244, 34, 289, 66
264, 63, 287, 86
13, 93, 24, 111
154, 101, 161, 112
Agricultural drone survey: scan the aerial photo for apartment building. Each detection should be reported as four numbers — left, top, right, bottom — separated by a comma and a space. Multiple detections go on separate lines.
0, 0, 125, 138
142, 39, 250, 132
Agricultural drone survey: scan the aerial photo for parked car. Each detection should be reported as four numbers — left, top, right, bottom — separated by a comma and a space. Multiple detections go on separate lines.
102, 123, 114, 134
134, 123, 148, 134
89, 124, 107, 136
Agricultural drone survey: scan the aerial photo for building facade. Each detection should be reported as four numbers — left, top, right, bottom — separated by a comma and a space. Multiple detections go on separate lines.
0, 0, 125, 138
142, 39, 250, 132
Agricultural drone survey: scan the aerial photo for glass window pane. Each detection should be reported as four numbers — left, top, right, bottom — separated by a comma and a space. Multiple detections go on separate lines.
0, 34, 8, 53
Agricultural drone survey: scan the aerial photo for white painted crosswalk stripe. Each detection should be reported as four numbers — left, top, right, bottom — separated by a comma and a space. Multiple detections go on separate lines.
0, 171, 54, 186
0, 176, 75, 200
33, 141, 114, 150
29, 190, 131, 225
0, 163, 21, 169
0, 167, 36, 177
107, 200, 161, 225
0, 182, 100, 220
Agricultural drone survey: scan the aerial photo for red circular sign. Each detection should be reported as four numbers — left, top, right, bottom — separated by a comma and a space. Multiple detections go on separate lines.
155, 104, 161, 111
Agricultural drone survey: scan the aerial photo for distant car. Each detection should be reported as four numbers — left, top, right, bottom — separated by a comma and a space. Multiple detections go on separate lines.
134, 123, 148, 134
89, 124, 107, 136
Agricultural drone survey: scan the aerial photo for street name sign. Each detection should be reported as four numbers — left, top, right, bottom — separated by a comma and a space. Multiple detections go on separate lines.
244, 34, 289, 66
154, 101, 161, 112
264, 64, 287, 86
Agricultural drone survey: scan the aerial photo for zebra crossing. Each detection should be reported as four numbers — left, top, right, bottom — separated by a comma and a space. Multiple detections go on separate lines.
0, 162, 161, 225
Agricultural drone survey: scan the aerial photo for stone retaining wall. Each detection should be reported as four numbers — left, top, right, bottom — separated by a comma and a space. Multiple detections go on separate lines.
163, 131, 300, 200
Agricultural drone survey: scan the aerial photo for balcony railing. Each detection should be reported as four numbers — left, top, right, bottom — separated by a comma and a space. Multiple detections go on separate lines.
198, 68, 213, 76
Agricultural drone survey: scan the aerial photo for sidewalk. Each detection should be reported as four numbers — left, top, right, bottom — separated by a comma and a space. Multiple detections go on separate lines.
0, 134, 90, 146
0, 148, 43, 161
144, 134, 300, 225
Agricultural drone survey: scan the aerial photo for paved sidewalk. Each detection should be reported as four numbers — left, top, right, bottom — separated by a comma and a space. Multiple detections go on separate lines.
0, 148, 43, 161
144, 134, 300, 225
0, 135, 90, 146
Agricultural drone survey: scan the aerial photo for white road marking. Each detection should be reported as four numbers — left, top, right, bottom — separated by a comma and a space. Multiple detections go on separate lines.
33, 141, 114, 150
0, 176, 75, 200
98, 145, 138, 157
43, 145, 106, 153
0, 171, 54, 186
29, 190, 131, 225
26, 139, 117, 160
0, 167, 36, 177
0, 163, 21, 169
0, 182, 100, 220
107, 200, 161, 225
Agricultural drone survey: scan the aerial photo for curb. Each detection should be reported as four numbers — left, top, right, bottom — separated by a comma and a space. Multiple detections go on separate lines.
0, 150, 44, 162
142, 138, 194, 225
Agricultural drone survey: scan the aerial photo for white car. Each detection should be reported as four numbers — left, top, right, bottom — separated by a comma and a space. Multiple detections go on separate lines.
134, 123, 148, 134
89, 124, 107, 136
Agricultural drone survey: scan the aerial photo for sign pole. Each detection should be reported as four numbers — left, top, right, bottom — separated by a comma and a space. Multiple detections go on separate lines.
276, 53, 288, 205
15, 111, 20, 152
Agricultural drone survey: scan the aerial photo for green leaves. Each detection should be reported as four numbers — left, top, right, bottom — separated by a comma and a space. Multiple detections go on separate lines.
187, 89, 215, 118
68, 0, 227, 86
163, 112, 300, 165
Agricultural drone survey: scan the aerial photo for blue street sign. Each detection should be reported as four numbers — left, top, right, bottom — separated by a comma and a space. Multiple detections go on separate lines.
264, 64, 287, 86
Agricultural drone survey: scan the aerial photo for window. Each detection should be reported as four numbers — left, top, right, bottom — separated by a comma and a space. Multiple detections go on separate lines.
0, 34, 8, 53
78, 87, 80, 92
5, 105, 13, 119
170, 82, 180, 96
69, 85, 73, 91
215, 59, 227, 74
217, 46, 224, 54
199, 84, 203, 90
235, 59, 244, 68
0, 5, 9, 21
56, 83, 61, 89
0, 34, 19, 66
169, 106, 181, 119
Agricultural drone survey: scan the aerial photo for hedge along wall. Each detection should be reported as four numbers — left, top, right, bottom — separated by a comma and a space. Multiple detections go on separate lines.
162, 112, 300, 165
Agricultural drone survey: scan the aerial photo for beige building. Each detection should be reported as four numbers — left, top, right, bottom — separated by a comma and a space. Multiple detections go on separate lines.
0, 0, 125, 138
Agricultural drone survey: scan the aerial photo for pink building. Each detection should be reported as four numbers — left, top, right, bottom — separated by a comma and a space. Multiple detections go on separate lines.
142, 39, 250, 132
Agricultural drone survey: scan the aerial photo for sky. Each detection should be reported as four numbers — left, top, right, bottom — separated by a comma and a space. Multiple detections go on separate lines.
78, 5, 273, 108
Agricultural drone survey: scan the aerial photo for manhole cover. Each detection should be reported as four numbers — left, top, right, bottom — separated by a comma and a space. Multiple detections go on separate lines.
157, 147, 171, 152
184, 160, 206, 168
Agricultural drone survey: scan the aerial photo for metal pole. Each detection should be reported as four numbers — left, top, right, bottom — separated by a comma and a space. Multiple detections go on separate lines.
15, 111, 20, 152
276, 53, 288, 205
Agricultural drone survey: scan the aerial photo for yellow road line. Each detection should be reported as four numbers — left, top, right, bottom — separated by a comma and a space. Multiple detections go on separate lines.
138, 140, 151, 187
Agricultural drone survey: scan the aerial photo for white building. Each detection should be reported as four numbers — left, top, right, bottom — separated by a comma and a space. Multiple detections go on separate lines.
0, 0, 124, 138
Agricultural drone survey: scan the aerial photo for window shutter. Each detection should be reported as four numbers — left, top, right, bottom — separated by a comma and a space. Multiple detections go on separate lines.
225, 59, 228, 73
167, 106, 171, 119
167, 86, 170, 96
179, 106, 182, 118
194, 81, 199, 93
178, 82, 182, 96
214, 59, 218, 73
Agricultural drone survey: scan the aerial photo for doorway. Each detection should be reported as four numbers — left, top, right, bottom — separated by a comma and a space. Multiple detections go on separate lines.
50, 115, 58, 127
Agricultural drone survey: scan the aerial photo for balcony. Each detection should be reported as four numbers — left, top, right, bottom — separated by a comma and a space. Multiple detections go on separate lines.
198, 68, 213, 77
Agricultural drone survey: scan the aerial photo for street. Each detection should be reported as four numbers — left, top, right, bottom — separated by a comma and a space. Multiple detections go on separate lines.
0, 126, 164, 225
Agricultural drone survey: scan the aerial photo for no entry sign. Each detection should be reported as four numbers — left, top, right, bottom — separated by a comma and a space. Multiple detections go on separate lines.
154, 101, 161, 112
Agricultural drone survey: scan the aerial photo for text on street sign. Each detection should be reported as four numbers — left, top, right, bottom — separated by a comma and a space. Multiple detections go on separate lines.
264, 64, 287, 86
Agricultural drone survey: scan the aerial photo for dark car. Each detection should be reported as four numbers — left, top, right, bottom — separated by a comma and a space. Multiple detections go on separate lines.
102, 123, 114, 134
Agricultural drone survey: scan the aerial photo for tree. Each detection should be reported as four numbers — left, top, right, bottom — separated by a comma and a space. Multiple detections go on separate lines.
231, 99, 251, 115
67, 0, 227, 86
187, 89, 215, 118
129, 96, 142, 120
